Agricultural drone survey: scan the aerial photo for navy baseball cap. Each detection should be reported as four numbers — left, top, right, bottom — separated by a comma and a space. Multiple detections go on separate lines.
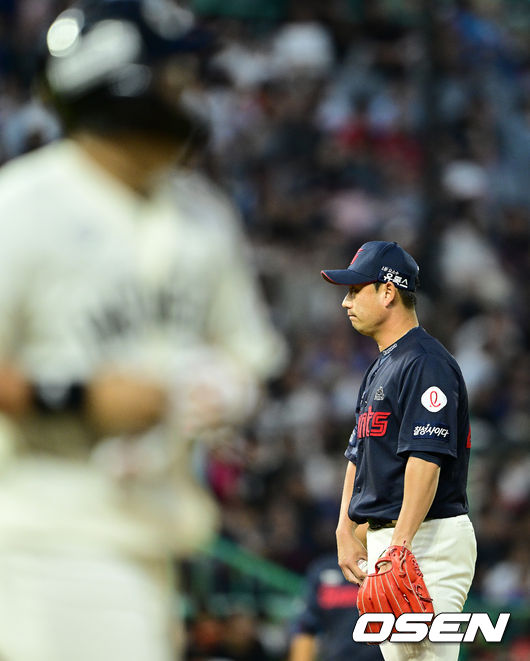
321, 241, 419, 291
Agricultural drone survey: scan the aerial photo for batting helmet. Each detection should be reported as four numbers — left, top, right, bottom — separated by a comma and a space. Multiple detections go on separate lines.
43, 0, 214, 143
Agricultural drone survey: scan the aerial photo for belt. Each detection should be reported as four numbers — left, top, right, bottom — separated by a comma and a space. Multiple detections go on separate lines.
367, 519, 398, 530
367, 517, 434, 531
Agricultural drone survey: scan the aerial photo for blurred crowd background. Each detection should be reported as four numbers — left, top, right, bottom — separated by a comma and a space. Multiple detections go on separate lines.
0, 0, 529, 659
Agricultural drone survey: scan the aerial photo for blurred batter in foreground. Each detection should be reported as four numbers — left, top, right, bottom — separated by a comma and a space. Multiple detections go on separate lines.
0, 2, 284, 660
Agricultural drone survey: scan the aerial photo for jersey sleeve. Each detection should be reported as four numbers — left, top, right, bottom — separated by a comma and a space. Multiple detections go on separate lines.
397, 354, 459, 458
344, 425, 359, 463
0, 153, 97, 382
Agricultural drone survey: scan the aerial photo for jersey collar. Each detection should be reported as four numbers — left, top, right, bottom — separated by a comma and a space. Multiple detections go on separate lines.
380, 326, 422, 358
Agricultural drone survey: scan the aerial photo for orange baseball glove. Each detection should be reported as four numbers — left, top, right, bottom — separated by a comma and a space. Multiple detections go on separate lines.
357, 545, 434, 634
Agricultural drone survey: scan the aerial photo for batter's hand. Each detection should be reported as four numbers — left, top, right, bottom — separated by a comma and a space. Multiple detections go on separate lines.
176, 381, 228, 438
0, 363, 32, 417
336, 524, 368, 585
86, 371, 169, 435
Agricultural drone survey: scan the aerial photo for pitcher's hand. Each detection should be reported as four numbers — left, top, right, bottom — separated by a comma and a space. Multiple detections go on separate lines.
336, 524, 368, 585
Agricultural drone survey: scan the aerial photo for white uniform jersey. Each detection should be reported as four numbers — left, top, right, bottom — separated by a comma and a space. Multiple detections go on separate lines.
0, 139, 283, 383
0, 139, 285, 558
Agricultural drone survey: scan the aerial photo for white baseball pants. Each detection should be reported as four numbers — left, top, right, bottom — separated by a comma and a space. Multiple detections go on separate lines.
366, 514, 477, 661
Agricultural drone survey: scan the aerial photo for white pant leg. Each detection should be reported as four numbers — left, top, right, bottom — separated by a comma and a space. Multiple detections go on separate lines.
0, 549, 177, 661
367, 515, 477, 661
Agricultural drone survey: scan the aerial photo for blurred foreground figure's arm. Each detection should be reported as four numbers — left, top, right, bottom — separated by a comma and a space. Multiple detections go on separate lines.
84, 371, 168, 435
0, 362, 168, 436
0, 364, 32, 418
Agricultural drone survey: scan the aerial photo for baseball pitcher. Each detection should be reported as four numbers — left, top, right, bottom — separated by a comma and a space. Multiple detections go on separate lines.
322, 241, 477, 661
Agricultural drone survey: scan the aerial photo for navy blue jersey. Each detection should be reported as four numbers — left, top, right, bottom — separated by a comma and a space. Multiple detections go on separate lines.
345, 326, 471, 523
292, 554, 383, 661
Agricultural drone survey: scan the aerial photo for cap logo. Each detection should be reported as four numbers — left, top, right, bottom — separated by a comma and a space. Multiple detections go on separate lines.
349, 248, 364, 266
379, 266, 409, 289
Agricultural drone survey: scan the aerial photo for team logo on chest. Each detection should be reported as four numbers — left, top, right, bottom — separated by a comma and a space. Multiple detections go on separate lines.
374, 386, 385, 401
357, 406, 391, 438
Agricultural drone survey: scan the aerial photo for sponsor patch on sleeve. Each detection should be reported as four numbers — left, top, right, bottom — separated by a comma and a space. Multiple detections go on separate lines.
421, 386, 447, 412
413, 422, 450, 440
